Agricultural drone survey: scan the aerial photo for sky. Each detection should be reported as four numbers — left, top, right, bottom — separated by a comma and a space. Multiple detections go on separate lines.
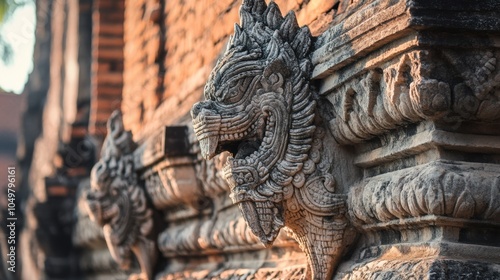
0, 1, 35, 94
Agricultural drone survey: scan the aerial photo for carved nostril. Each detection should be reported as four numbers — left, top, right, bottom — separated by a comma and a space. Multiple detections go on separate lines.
191, 102, 203, 118
191, 101, 213, 119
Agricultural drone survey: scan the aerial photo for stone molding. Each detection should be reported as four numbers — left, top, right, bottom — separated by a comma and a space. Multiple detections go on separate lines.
341, 258, 500, 280
349, 160, 500, 228
313, 0, 500, 82
309, 0, 500, 146
325, 48, 500, 145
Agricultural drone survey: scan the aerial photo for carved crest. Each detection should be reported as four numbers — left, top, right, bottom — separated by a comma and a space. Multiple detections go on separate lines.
85, 111, 157, 280
191, 0, 351, 278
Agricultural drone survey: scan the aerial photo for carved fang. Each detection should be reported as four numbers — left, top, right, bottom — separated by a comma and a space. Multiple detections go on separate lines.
199, 135, 219, 160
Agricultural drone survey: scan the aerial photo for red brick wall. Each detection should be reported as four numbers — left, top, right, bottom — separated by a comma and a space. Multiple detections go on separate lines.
122, 0, 164, 134
121, 0, 346, 138
89, 0, 125, 139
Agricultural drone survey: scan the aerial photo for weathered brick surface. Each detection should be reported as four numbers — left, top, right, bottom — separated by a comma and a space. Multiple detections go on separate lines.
122, 0, 349, 138
89, 0, 125, 138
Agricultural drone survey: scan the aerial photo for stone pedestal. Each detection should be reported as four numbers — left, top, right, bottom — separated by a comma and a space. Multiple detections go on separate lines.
310, 0, 500, 278
343, 123, 500, 279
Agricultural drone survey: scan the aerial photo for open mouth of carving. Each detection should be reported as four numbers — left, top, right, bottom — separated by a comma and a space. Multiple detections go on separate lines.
220, 119, 270, 177
223, 139, 261, 160
194, 111, 285, 245
193, 111, 266, 162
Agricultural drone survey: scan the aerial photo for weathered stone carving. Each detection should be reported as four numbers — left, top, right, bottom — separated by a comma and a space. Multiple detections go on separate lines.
325, 48, 500, 145
191, 1, 351, 278
159, 205, 262, 255
85, 111, 157, 280
142, 161, 204, 210
341, 258, 500, 280
135, 128, 309, 278
349, 160, 500, 227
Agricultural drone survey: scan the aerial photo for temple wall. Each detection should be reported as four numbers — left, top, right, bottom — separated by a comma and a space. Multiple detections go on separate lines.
17, 0, 500, 279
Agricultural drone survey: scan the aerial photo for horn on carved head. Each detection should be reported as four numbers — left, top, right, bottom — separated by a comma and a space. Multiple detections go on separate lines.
263, 2, 283, 29
240, 8, 254, 28
107, 110, 124, 139
234, 23, 242, 39
233, 24, 251, 47
266, 30, 281, 59
292, 26, 312, 59
242, 0, 267, 16
280, 11, 299, 42
239, 0, 311, 62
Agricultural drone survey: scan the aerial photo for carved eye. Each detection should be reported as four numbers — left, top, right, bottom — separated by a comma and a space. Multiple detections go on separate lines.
223, 80, 244, 103
215, 87, 228, 102
227, 87, 240, 99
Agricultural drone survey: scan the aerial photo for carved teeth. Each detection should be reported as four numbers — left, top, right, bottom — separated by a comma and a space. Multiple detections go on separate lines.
219, 128, 253, 144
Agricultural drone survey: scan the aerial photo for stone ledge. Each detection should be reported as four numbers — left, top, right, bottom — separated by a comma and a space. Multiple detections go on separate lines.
354, 124, 500, 168
312, 0, 500, 80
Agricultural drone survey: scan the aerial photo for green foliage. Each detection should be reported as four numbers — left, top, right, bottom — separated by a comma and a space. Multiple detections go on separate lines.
0, 0, 32, 64
0, 0, 12, 64
0, 0, 9, 24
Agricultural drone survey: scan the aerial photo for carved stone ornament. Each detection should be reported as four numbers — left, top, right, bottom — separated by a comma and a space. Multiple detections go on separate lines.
85, 110, 157, 280
350, 160, 500, 227
191, 1, 352, 278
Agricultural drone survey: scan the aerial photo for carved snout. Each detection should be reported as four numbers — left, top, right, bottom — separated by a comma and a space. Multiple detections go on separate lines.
191, 100, 216, 119
90, 160, 109, 191
84, 191, 104, 225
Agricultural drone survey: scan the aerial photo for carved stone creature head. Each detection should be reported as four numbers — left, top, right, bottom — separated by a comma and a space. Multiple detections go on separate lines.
85, 111, 155, 280
191, 0, 315, 246
86, 111, 136, 227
